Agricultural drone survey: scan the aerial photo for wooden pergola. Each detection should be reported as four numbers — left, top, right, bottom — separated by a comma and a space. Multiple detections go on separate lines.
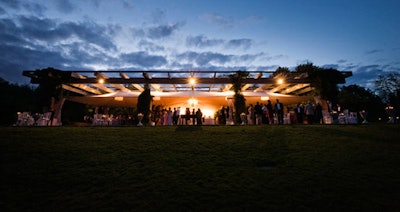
23, 68, 352, 112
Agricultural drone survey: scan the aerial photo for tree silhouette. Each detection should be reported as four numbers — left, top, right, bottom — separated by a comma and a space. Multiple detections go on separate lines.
229, 71, 249, 124
338, 85, 386, 122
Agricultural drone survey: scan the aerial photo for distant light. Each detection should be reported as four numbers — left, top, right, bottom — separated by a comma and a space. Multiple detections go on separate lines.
114, 97, 123, 101
277, 78, 284, 84
153, 96, 161, 101
188, 98, 198, 107
189, 77, 196, 85
261, 96, 269, 101
98, 78, 105, 84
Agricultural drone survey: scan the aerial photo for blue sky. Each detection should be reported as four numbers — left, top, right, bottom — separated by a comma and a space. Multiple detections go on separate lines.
1, 0, 399, 89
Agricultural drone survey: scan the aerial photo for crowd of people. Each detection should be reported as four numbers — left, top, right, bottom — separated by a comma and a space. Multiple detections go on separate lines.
242, 99, 325, 125
91, 99, 341, 126
150, 105, 203, 126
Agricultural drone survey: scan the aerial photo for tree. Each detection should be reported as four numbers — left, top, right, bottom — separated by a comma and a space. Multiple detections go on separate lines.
0, 78, 36, 125
229, 71, 249, 124
295, 63, 346, 102
272, 66, 292, 78
338, 85, 386, 122
375, 72, 400, 105
375, 72, 400, 122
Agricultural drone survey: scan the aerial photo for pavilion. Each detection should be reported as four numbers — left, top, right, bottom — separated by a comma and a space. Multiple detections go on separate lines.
23, 69, 352, 122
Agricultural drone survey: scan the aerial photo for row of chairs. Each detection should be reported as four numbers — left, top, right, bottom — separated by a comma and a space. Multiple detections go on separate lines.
16, 112, 52, 126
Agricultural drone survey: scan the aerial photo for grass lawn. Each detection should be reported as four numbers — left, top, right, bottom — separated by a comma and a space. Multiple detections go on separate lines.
1, 125, 400, 211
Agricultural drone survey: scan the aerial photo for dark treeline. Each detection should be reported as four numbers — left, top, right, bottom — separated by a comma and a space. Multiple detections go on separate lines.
0, 77, 86, 125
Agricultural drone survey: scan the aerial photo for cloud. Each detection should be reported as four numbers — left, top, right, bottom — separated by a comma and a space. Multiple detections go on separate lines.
337, 59, 347, 64
322, 64, 340, 69
11, 15, 117, 51
120, 52, 167, 67
0, 0, 21, 10
186, 35, 253, 49
122, 0, 134, 10
176, 51, 232, 66
226, 39, 252, 49
132, 22, 184, 40
53, 0, 75, 14
365, 49, 383, 54
175, 51, 264, 67
147, 23, 182, 39
138, 40, 165, 52
201, 13, 234, 28
186, 35, 224, 48
0, 0, 47, 15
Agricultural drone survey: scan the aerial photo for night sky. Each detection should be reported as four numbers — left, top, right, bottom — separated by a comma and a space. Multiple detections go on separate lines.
1, 0, 399, 89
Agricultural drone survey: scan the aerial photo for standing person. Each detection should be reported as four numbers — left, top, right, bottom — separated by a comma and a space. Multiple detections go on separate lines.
162, 109, 168, 126
167, 107, 173, 125
176, 107, 181, 125
185, 108, 191, 125
275, 99, 284, 124
247, 104, 254, 125
220, 106, 226, 125
315, 103, 323, 124
295, 103, 304, 124
262, 103, 268, 124
254, 102, 263, 125
266, 100, 274, 124
172, 107, 178, 125
196, 108, 203, 126
305, 101, 315, 124
192, 108, 196, 125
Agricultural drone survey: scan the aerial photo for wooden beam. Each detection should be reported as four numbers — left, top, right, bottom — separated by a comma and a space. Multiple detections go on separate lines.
70, 84, 102, 94
62, 84, 89, 95
280, 84, 310, 94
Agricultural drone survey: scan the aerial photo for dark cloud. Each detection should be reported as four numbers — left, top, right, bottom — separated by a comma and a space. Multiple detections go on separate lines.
0, 0, 21, 10
0, 0, 46, 15
120, 52, 167, 67
12, 16, 117, 51
322, 64, 340, 69
226, 39, 252, 49
122, 0, 134, 10
147, 22, 184, 39
0, 15, 120, 83
131, 22, 184, 40
0, 7, 5, 15
365, 49, 383, 54
186, 35, 223, 48
54, 0, 75, 14
186, 35, 253, 49
337, 59, 347, 64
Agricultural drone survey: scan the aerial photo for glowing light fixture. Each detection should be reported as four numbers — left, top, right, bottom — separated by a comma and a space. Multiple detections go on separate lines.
188, 98, 198, 107
189, 77, 196, 85
114, 97, 123, 101
277, 78, 284, 84
98, 78, 105, 84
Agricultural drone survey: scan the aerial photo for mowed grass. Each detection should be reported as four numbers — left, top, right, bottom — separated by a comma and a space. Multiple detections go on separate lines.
1, 125, 399, 211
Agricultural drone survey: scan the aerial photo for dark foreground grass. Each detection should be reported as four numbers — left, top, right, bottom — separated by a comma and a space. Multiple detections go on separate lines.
1, 125, 400, 211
